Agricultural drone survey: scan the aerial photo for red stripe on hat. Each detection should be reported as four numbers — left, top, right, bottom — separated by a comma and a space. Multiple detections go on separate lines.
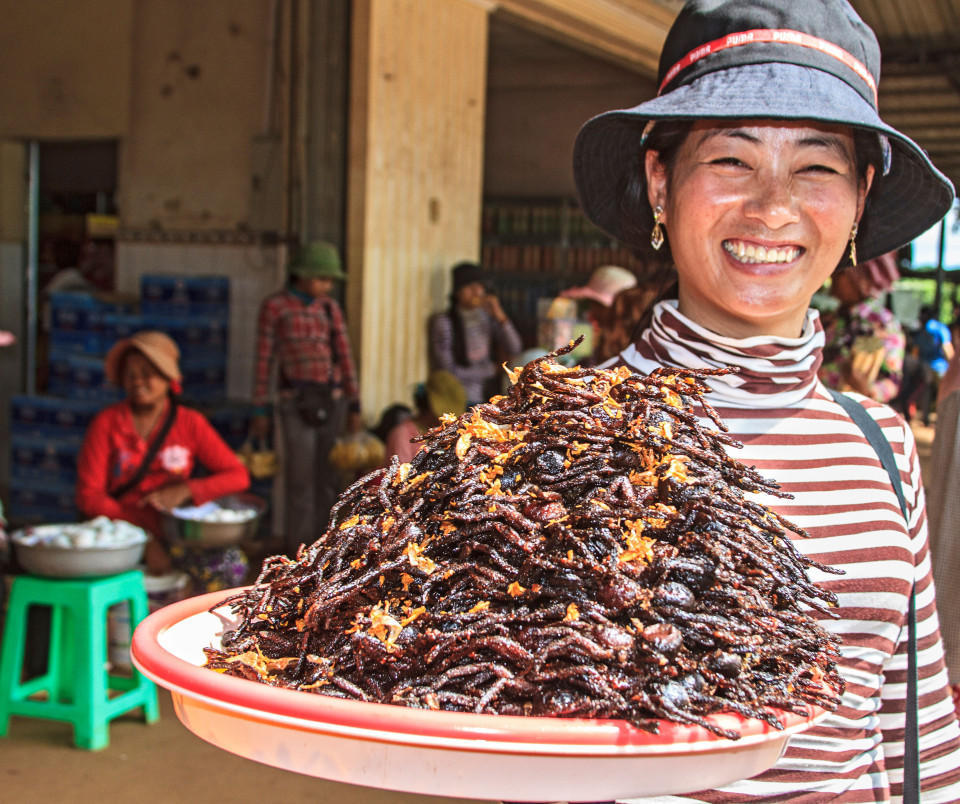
659, 28, 878, 106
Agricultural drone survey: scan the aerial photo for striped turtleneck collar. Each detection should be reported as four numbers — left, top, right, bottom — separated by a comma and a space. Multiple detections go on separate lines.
618, 300, 825, 408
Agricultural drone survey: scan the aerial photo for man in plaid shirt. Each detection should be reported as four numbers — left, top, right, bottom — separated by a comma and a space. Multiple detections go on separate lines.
251, 241, 361, 556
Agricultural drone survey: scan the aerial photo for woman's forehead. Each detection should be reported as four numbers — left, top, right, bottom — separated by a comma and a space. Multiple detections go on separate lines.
688, 119, 856, 150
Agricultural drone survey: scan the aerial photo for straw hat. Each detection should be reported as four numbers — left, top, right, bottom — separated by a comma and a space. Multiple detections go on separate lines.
104, 330, 182, 386
561, 266, 638, 307
573, 0, 955, 265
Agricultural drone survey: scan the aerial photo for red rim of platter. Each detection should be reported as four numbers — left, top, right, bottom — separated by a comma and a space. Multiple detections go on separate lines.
132, 588, 828, 756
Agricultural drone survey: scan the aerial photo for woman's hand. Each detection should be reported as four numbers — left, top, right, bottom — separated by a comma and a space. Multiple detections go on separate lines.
139, 483, 192, 512
841, 347, 885, 401
483, 293, 508, 324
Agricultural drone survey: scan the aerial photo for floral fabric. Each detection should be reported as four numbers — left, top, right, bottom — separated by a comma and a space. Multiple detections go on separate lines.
819, 299, 905, 402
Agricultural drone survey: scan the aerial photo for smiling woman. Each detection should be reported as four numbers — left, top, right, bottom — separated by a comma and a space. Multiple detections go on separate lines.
645, 120, 872, 338
75, 330, 250, 588
561, 0, 960, 802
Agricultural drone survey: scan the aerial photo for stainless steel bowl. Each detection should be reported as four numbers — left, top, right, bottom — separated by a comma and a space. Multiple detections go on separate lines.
12, 535, 146, 578
159, 493, 267, 548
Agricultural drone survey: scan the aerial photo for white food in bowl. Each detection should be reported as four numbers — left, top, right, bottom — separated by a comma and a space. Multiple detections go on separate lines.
12, 516, 148, 549
171, 502, 259, 523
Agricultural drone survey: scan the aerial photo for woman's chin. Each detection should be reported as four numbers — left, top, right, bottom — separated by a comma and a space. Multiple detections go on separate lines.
129, 393, 162, 410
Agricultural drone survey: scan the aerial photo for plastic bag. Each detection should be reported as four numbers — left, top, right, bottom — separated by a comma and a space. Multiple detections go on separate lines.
329, 431, 385, 473
236, 438, 278, 479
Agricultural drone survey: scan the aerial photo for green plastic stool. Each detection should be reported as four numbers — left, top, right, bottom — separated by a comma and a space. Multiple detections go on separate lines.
0, 569, 159, 750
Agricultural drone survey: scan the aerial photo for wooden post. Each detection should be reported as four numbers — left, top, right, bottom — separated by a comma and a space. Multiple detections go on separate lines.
347, 0, 489, 420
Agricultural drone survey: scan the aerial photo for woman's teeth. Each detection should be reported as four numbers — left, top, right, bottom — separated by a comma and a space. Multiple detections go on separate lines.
723, 240, 800, 264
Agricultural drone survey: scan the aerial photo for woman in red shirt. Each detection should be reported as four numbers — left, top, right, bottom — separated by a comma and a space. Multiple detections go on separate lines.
76, 330, 249, 580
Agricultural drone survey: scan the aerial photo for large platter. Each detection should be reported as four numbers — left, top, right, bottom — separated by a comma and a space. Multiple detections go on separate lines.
131, 589, 828, 802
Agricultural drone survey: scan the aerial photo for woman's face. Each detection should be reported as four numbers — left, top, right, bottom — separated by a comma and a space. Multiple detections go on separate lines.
646, 120, 874, 339
456, 281, 487, 310
122, 350, 170, 409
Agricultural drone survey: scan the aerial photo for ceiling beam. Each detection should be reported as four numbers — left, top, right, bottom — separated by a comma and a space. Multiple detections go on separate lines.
490, 0, 674, 76
880, 74, 953, 93
894, 127, 960, 141
881, 109, 960, 126
879, 35, 960, 96
879, 91, 960, 109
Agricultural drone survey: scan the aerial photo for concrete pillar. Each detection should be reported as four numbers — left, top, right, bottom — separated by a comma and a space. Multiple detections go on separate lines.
346, 0, 489, 421
305, 0, 350, 246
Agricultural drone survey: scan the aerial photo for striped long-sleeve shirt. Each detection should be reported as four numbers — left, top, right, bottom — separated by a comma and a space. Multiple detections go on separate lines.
614, 301, 960, 803
429, 308, 522, 404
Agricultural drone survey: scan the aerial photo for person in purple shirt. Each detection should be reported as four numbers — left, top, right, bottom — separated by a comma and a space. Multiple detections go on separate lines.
429, 262, 522, 406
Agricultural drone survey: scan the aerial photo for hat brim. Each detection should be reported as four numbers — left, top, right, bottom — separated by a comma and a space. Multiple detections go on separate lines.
574, 62, 955, 264
104, 338, 182, 386
560, 286, 615, 307
289, 265, 347, 281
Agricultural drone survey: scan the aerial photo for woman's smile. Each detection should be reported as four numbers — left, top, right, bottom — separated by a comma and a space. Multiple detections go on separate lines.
645, 119, 873, 339
721, 239, 803, 267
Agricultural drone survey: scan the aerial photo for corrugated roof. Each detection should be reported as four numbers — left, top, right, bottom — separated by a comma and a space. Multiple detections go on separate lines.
853, 0, 960, 192
492, 0, 960, 191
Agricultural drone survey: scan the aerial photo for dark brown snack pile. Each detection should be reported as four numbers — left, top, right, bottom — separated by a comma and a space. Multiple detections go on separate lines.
205, 344, 844, 739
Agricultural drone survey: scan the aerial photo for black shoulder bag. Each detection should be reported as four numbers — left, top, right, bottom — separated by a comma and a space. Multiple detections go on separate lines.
829, 390, 919, 804
109, 396, 179, 500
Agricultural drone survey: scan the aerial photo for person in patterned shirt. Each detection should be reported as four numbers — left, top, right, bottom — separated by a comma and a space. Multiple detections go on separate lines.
819, 251, 906, 403
251, 241, 361, 557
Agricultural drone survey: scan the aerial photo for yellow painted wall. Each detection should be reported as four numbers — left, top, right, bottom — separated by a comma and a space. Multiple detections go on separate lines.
347, 0, 489, 419
0, 0, 273, 232
0, 0, 133, 139
119, 1, 273, 229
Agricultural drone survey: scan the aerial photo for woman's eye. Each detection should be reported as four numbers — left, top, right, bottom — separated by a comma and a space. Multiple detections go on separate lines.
800, 164, 839, 174
709, 157, 747, 167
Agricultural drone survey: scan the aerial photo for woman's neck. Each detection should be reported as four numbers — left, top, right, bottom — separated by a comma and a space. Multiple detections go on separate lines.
128, 397, 168, 439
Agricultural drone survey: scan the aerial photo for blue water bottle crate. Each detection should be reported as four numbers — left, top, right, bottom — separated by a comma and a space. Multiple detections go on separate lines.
11, 395, 104, 438
49, 292, 136, 355
140, 274, 230, 316
9, 433, 82, 484
104, 311, 228, 359
46, 349, 122, 402
49, 291, 107, 331
145, 312, 229, 357
6, 477, 80, 527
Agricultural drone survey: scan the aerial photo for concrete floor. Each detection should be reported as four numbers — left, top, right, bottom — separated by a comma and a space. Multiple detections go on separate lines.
2, 689, 491, 804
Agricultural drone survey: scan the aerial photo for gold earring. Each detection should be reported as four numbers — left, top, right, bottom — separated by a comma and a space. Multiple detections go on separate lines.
848, 222, 858, 266
651, 205, 665, 251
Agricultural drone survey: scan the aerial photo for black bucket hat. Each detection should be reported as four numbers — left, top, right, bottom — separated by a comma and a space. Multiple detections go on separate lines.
573, 0, 955, 264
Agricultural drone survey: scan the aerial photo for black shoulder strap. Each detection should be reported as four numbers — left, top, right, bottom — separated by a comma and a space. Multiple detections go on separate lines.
109, 396, 179, 500
325, 299, 339, 368
829, 389, 918, 804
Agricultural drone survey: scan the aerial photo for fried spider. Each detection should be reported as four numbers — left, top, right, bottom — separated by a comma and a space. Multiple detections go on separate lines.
205, 340, 844, 739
